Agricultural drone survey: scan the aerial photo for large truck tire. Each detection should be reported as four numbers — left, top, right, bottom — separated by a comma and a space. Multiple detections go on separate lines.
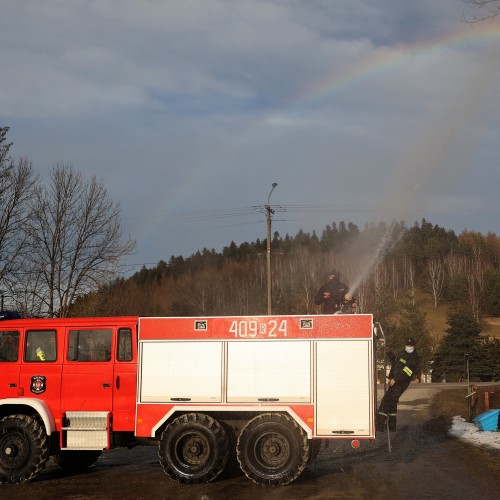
236, 412, 309, 486
158, 413, 229, 484
54, 450, 102, 473
0, 414, 49, 483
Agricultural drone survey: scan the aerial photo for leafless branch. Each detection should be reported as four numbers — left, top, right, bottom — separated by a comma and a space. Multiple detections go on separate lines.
463, 0, 500, 22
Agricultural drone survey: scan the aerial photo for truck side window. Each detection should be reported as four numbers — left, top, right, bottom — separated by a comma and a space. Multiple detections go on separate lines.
25, 330, 57, 362
68, 329, 112, 362
0, 330, 20, 362
117, 328, 133, 362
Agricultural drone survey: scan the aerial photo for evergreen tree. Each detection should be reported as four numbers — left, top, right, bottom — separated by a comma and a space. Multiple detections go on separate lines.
432, 309, 482, 382
480, 338, 500, 382
483, 269, 500, 316
372, 282, 395, 327
446, 273, 468, 304
390, 301, 434, 380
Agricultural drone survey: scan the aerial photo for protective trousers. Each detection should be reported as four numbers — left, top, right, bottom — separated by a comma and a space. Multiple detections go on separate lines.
377, 382, 408, 431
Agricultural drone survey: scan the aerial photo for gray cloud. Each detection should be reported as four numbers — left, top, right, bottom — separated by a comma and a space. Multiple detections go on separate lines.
1, 0, 499, 270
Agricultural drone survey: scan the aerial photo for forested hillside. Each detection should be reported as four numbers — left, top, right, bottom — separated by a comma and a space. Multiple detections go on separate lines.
67, 219, 500, 382
71, 219, 500, 320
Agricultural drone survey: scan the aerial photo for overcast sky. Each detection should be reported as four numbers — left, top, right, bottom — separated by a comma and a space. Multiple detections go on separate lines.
2, 0, 500, 274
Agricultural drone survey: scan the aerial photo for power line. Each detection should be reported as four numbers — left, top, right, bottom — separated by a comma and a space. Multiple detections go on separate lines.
122, 201, 500, 223
116, 201, 500, 272
123, 206, 262, 223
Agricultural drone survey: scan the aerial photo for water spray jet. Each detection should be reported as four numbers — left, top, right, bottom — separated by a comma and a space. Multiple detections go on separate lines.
347, 222, 404, 299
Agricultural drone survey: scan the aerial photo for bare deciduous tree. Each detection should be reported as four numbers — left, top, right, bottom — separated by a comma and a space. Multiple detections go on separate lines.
390, 257, 399, 300
463, 0, 500, 21
25, 164, 135, 317
425, 258, 446, 308
0, 128, 38, 305
466, 264, 481, 321
471, 241, 487, 296
0, 127, 13, 164
403, 256, 416, 304
0, 158, 37, 279
293, 248, 321, 314
445, 253, 467, 279
354, 281, 369, 313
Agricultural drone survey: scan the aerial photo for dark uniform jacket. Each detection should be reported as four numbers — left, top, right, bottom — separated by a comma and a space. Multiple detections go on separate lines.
314, 279, 349, 313
387, 349, 420, 388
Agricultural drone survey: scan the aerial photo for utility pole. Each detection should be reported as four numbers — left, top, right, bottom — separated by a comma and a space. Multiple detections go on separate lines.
266, 183, 278, 315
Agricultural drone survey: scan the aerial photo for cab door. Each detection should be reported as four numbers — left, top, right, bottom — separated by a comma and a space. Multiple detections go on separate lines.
111, 326, 137, 431
19, 328, 63, 417
61, 327, 114, 413
0, 329, 21, 398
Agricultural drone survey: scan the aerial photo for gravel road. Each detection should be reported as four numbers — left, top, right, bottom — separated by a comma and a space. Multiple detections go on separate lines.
2, 384, 499, 499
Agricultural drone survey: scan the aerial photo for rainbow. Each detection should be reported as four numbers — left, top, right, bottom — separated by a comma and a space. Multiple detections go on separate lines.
289, 19, 500, 110
130, 19, 500, 260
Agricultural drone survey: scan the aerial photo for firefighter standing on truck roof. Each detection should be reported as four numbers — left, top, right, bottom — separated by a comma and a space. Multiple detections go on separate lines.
376, 337, 420, 432
314, 269, 352, 313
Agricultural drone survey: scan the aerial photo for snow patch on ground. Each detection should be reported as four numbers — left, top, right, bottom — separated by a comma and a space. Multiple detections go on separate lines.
449, 416, 500, 450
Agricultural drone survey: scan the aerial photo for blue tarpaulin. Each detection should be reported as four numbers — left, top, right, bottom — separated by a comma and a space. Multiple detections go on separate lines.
473, 409, 500, 432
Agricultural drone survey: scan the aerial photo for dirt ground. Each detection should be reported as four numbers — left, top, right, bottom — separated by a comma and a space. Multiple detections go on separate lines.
2, 384, 499, 499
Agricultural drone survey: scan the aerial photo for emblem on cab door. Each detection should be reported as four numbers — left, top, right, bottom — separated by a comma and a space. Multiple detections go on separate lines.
30, 375, 46, 394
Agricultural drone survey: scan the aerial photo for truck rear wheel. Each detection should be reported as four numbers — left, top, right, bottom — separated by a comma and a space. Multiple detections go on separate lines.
54, 450, 102, 473
237, 412, 309, 486
0, 414, 48, 483
158, 413, 229, 484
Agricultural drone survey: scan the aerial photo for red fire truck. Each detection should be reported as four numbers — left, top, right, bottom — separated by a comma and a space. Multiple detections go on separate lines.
0, 313, 377, 486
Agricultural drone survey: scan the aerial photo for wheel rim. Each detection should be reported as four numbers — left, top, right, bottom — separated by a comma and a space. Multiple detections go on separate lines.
175, 432, 210, 468
0, 432, 29, 470
253, 431, 290, 470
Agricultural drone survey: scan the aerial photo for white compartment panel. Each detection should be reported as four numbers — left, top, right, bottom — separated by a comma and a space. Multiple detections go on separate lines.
140, 341, 223, 403
316, 340, 372, 436
227, 341, 311, 402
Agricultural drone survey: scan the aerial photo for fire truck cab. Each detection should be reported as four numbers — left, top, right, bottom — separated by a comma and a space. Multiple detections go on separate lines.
0, 313, 376, 486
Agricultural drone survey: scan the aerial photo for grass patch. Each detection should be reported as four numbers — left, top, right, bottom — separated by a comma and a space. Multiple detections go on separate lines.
426, 388, 469, 434
426, 384, 500, 434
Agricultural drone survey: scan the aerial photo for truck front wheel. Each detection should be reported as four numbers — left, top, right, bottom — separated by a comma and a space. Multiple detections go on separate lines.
0, 414, 49, 483
158, 413, 229, 484
237, 412, 309, 486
